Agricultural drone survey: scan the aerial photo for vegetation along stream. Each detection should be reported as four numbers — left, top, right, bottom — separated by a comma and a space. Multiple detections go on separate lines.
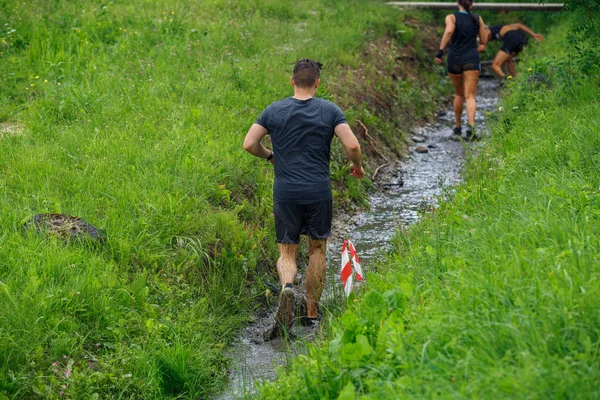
216, 78, 500, 399
2, 0, 597, 398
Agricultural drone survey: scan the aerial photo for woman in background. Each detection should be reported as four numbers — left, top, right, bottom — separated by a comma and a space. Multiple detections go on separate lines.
435, 0, 487, 140
485, 23, 544, 78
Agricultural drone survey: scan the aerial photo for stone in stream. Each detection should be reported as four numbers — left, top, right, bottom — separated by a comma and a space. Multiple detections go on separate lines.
411, 135, 427, 143
415, 146, 429, 153
381, 182, 404, 190
24, 213, 107, 244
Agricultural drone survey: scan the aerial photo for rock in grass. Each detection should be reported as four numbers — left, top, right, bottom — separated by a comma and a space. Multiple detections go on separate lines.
415, 146, 429, 154
24, 213, 106, 244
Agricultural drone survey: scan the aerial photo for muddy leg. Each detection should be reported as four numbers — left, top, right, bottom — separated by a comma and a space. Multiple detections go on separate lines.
266, 244, 298, 340
306, 238, 327, 318
277, 244, 298, 288
491, 51, 511, 78
506, 57, 517, 77
448, 73, 465, 128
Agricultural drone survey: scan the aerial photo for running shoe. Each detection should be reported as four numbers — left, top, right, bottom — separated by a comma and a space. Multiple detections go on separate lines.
274, 287, 295, 334
466, 125, 480, 141
299, 316, 320, 327
296, 293, 322, 326
453, 127, 462, 136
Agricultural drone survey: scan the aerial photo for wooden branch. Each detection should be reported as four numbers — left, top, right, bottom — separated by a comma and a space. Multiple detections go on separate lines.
372, 163, 391, 181
386, 2, 564, 11
356, 120, 391, 164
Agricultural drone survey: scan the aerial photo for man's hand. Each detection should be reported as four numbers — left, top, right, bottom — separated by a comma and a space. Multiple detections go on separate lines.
334, 123, 364, 178
350, 163, 364, 179
477, 44, 486, 53
533, 33, 544, 42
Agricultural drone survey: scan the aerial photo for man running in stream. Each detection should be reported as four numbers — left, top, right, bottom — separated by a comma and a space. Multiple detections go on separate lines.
484, 23, 544, 78
243, 58, 364, 337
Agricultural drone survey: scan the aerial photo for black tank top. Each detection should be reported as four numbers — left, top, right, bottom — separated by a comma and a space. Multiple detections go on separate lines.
489, 25, 503, 41
449, 12, 480, 63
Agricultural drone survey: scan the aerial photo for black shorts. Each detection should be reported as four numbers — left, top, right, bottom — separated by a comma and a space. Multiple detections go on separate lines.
447, 61, 481, 74
273, 200, 332, 244
501, 30, 527, 56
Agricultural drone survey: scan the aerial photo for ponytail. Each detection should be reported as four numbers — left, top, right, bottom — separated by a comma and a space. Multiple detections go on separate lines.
458, 0, 478, 24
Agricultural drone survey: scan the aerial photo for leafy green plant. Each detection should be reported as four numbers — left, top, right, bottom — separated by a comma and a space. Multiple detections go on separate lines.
563, 0, 600, 73
259, 17, 600, 400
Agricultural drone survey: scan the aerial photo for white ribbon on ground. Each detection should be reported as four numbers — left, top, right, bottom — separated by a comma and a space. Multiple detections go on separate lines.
340, 239, 364, 297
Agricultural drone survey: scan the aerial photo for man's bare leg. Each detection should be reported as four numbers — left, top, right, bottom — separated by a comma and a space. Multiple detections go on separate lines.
271, 243, 298, 337
277, 244, 298, 288
306, 238, 327, 318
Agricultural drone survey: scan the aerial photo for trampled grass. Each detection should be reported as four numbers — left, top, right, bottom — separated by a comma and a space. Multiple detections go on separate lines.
0, 0, 451, 397
259, 21, 600, 400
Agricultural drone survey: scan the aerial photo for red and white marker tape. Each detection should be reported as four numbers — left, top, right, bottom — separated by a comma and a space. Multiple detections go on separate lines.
341, 239, 364, 297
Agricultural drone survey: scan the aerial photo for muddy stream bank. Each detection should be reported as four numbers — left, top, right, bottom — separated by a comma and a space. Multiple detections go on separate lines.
215, 79, 499, 399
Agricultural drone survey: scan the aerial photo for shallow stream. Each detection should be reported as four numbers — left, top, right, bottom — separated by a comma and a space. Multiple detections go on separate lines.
215, 79, 499, 399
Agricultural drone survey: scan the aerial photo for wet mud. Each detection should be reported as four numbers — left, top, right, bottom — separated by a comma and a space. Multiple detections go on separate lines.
215, 79, 499, 399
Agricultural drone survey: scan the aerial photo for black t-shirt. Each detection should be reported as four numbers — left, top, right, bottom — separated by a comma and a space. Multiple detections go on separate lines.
256, 97, 347, 204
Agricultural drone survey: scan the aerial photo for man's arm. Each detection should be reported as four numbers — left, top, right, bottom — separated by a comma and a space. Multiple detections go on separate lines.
334, 123, 364, 178
243, 123, 273, 163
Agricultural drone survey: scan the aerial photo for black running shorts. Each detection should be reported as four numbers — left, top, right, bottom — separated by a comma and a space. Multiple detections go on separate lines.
501, 30, 527, 56
273, 200, 332, 244
447, 61, 481, 74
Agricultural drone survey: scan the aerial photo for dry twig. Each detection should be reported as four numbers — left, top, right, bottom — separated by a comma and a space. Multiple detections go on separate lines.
356, 120, 390, 164
372, 163, 391, 181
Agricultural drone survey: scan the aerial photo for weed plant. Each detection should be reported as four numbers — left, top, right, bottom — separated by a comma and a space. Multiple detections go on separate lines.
259, 20, 600, 399
0, 0, 449, 398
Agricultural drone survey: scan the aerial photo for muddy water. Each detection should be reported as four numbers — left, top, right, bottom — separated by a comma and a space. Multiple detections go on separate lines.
215, 79, 499, 399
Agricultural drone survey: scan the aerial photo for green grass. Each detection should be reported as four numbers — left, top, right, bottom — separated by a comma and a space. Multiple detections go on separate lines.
259, 20, 600, 400
0, 0, 451, 398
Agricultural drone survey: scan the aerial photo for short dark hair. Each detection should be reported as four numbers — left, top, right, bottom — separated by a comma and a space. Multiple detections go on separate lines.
292, 59, 322, 88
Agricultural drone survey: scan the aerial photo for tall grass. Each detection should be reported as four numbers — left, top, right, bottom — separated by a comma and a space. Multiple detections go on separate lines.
259, 20, 600, 399
0, 0, 451, 397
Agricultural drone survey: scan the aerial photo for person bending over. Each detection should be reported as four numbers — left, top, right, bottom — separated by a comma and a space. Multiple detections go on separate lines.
243, 59, 364, 337
485, 23, 544, 78
435, 0, 487, 141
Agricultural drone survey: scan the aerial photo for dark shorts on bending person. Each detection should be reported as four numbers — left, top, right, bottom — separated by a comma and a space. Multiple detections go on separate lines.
274, 200, 332, 244
501, 30, 527, 56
